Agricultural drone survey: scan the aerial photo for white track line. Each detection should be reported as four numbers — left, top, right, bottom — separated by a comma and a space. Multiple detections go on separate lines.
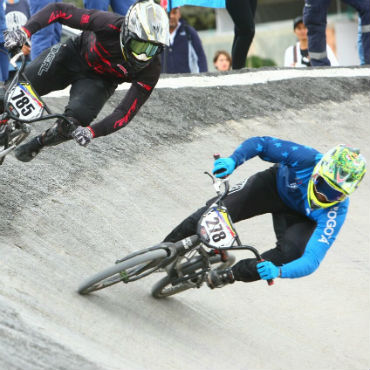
45, 67, 370, 98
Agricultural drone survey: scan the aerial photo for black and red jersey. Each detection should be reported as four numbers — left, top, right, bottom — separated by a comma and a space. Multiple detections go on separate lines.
22, 3, 161, 137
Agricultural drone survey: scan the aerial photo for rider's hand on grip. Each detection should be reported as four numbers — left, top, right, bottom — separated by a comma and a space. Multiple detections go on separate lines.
3, 28, 29, 51
212, 157, 236, 178
72, 126, 94, 147
256, 260, 280, 285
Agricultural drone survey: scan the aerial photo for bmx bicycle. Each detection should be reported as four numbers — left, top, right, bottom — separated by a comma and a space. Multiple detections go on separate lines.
0, 52, 75, 165
78, 160, 274, 299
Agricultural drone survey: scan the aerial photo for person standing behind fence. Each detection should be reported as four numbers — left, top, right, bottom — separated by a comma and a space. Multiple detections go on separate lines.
161, 7, 207, 74
357, 16, 365, 65
0, 0, 8, 82
284, 16, 338, 67
226, 0, 257, 69
213, 50, 231, 71
5, 0, 32, 78
29, 0, 62, 60
5, 0, 30, 30
83, 0, 134, 16
303, 0, 369, 66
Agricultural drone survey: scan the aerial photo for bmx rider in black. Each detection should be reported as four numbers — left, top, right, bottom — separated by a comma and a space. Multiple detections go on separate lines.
1, 0, 169, 162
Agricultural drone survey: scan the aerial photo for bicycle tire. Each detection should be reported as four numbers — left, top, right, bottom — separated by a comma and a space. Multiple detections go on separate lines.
78, 249, 167, 295
151, 252, 236, 299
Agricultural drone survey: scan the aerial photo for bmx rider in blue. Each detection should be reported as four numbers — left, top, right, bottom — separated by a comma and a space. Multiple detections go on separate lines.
163, 137, 366, 288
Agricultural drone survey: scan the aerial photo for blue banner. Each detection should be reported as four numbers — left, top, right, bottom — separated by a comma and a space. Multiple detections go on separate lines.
167, 0, 225, 9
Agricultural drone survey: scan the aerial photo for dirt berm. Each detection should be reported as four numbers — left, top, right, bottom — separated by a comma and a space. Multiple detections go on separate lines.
0, 67, 369, 370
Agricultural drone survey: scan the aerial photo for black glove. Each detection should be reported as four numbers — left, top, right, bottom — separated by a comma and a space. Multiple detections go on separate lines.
72, 126, 94, 147
3, 28, 29, 51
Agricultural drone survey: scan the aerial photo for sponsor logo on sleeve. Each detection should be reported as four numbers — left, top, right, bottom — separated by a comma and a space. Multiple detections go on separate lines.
318, 207, 339, 245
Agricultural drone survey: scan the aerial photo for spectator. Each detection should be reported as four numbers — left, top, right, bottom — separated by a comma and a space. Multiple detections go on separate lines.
0, 0, 8, 82
29, 0, 62, 60
5, 0, 30, 28
303, 0, 370, 66
357, 16, 365, 65
213, 50, 231, 71
161, 7, 207, 74
5, 0, 31, 78
284, 16, 338, 67
83, 0, 134, 15
226, 0, 257, 70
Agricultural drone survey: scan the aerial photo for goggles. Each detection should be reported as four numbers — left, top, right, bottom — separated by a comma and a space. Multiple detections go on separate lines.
129, 39, 160, 61
313, 176, 346, 203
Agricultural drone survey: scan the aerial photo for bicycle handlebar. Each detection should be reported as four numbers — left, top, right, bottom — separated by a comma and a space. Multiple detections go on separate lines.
208, 154, 274, 286
10, 51, 24, 69
4, 51, 71, 125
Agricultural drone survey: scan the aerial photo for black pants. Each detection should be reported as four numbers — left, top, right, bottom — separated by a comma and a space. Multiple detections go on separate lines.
163, 166, 317, 282
226, 0, 257, 70
1, 38, 117, 129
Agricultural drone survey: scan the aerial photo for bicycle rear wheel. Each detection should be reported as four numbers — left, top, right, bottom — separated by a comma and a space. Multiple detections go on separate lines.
78, 249, 167, 295
0, 129, 30, 162
151, 252, 236, 299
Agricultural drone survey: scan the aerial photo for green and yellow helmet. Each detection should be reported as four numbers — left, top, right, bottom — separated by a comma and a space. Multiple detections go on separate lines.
308, 144, 366, 209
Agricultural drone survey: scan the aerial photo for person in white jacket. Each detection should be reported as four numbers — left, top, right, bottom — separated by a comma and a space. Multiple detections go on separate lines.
284, 16, 338, 67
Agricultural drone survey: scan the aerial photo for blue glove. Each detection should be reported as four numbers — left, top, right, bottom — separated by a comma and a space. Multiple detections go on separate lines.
257, 261, 281, 280
212, 157, 236, 178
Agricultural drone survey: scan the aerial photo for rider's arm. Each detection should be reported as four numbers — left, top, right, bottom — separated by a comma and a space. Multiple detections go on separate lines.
229, 136, 321, 169
21, 3, 119, 37
280, 203, 348, 278
88, 60, 160, 138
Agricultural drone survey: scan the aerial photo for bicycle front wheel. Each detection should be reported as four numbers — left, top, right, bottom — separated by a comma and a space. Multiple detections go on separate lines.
78, 249, 167, 295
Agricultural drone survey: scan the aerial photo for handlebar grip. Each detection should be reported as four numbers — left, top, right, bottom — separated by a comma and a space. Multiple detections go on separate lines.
10, 51, 24, 68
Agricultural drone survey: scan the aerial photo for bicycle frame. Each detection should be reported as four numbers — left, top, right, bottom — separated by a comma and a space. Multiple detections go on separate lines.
0, 52, 73, 163
195, 172, 274, 285
131, 171, 274, 286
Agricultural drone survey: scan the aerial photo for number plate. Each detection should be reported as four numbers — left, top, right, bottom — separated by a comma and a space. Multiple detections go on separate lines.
8, 83, 44, 120
198, 206, 237, 248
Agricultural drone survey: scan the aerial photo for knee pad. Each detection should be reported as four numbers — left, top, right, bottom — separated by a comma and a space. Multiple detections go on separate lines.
56, 116, 80, 138
41, 116, 80, 146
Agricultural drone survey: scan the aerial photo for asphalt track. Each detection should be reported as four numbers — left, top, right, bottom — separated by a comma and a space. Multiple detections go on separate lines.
0, 67, 369, 370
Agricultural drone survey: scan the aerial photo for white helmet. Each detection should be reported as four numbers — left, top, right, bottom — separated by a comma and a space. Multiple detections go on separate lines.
120, 0, 170, 69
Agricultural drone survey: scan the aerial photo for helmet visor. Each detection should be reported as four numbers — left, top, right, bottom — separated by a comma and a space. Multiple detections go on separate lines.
129, 39, 160, 59
314, 176, 346, 202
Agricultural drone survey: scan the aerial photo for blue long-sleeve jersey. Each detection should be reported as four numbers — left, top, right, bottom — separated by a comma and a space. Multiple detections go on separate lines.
230, 136, 348, 279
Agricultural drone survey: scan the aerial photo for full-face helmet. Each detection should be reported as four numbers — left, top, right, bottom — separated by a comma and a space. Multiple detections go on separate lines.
120, 0, 170, 70
308, 144, 366, 208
